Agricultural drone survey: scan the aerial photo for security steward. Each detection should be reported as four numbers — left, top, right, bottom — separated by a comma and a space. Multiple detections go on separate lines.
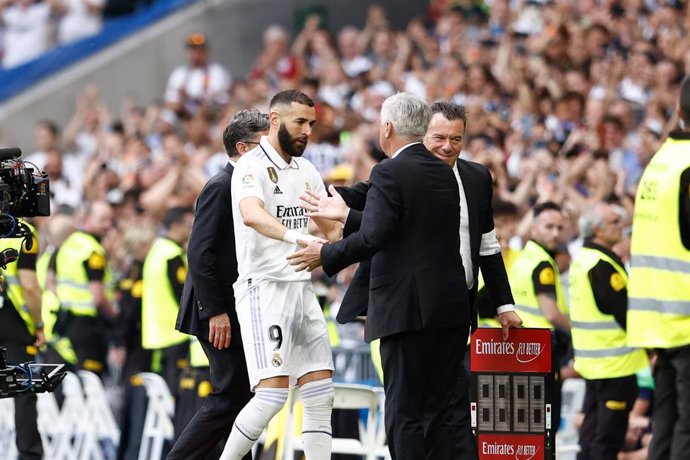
627, 74, 690, 460
141, 206, 194, 391
54, 201, 117, 377
570, 203, 649, 460
510, 201, 571, 429
116, 225, 157, 382
0, 220, 45, 459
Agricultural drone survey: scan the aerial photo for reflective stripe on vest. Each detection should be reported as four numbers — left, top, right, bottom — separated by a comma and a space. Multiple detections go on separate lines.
570, 247, 648, 379
0, 222, 38, 334
509, 240, 567, 329
141, 237, 189, 349
55, 232, 110, 317
628, 137, 690, 348
36, 248, 59, 340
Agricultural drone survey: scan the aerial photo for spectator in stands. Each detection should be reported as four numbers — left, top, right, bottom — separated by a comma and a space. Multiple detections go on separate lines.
164, 33, 231, 119
250, 25, 299, 87
57, 0, 106, 44
337, 25, 371, 78
1, 0, 61, 68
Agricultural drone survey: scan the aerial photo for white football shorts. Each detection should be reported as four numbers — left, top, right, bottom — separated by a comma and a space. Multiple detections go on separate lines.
235, 280, 334, 390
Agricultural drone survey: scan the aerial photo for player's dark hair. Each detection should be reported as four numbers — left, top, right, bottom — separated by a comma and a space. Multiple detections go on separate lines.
269, 90, 315, 110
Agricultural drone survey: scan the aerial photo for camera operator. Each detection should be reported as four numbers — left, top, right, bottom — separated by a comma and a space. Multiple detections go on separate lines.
0, 219, 45, 459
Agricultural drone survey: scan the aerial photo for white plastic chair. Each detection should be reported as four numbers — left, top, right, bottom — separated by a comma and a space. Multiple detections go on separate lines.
51, 372, 87, 460
37, 391, 62, 458
372, 386, 391, 460
78, 370, 120, 459
0, 397, 18, 459
556, 377, 586, 458
283, 383, 382, 460
137, 372, 175, 460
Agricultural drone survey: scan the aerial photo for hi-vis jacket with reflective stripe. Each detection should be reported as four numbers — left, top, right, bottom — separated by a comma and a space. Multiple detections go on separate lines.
628, 137, 690, 349
570, 247, 648, 379
0, 221, 38, 334
56, 231, 112, 317
510, 240, 568, 329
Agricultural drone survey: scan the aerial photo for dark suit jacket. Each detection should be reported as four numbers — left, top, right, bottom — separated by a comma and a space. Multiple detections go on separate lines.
334, 158, 514, 329
176, 163, 242, 346
321, 143, 470, 342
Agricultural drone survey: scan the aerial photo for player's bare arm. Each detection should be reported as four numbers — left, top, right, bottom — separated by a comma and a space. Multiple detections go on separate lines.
240, 196, 326, 245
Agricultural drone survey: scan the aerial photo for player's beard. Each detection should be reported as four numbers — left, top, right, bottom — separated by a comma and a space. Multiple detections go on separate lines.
278, 123, 308, 157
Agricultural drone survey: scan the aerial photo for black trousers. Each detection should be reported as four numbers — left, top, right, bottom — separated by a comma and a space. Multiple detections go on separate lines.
648, 345, 690, 460
64, 314, 108, 377
166, 336, 252, 460
0, 304, 43, 460
156, 342, 190, 393
380, 325, 469, 460
577, 374, 637, 460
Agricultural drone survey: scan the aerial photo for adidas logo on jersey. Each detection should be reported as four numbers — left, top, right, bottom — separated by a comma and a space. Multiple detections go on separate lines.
273, 185, 283, 194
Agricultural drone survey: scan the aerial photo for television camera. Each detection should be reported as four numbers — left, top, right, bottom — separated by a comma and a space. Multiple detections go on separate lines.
0, 147, 50, 268
0, 347, 66, 398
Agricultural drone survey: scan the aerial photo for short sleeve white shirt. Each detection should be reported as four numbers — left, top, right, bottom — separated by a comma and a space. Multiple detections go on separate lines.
232, 136, 326, 290
3, 3, 52, 68
164, 63, 231, 113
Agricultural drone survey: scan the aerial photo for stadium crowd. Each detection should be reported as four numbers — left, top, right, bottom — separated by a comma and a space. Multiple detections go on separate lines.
6, 0, 690, 458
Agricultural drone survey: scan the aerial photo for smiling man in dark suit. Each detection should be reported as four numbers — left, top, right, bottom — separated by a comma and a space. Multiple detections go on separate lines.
294, 101, 521, 458
168, 109, 268, 460
289, 93, 475, 459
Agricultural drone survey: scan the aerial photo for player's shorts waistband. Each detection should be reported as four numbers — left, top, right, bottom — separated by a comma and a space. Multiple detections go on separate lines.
234, 278, 312, 303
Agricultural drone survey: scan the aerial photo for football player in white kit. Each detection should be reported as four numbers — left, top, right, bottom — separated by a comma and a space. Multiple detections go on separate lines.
220, 90, 340, 460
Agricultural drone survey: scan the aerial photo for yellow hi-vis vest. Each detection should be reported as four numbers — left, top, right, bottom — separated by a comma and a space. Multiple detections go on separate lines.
475, 247, 519, 329
189, 337, 209, 368
55, 231, 111, 317
628, 137, 690, 348
0, 222, 39, 335
142, 237, 189, 349
569, 247, 649, 379
510, 240, 567, 329
36, 248, 60, 340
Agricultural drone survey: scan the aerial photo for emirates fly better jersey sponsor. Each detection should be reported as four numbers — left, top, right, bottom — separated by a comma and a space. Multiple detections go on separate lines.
232, 136, 326, 290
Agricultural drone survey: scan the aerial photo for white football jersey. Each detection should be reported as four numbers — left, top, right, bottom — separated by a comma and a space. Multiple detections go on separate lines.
232, 136, 326, 291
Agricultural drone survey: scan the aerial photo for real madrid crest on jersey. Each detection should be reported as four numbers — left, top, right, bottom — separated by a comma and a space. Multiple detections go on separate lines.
272, 353, 282, 367
267, 167, 279, 184
305, 182, 311, 190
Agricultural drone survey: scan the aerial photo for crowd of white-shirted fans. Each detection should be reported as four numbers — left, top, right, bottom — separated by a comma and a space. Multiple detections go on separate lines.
14, 1, 690, 457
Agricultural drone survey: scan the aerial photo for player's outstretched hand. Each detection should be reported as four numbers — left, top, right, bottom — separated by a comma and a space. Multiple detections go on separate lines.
287, 240, 325, 272
300, 185, 349, 223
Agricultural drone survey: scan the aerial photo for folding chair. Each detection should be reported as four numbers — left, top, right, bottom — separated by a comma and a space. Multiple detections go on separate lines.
0, 397, 18, 459
556, 377, 586, 458
137, 372, 175, 460
372, 386, 391, 460
37, 391, 62, 458
78, 370, 120, 459
51, 372, 87, 460
283, 383, 381, 460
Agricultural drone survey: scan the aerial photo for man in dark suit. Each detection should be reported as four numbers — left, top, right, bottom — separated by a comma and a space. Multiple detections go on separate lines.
293, 101, 521, 458
168, 109, 269, 460
288, 93, 467, 459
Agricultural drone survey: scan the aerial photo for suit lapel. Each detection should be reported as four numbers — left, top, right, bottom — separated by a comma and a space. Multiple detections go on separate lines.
457, 160, 478, 262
